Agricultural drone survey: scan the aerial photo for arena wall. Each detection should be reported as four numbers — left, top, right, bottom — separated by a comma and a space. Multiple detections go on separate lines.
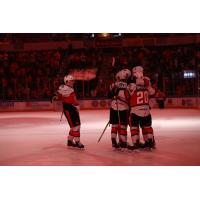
0, 98, 200, 112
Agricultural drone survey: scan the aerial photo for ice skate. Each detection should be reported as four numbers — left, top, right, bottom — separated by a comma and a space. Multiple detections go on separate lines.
112, 139, 121, 151
67, 140, 76, 148
118, 141, 128, 152
127, 144, 137, 151
142, 139, 156, 151
67, 140, 84, 149
127, 139, 143, 151
127, 142, 141, 152
74, 141, 85, 149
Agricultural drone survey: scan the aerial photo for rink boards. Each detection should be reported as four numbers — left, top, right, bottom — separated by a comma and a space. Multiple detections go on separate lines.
0, 97, 200, 112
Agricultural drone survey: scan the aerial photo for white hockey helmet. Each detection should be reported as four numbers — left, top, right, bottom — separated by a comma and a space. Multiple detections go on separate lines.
123, 69, 131, 78
64, 75, 74, 84
132, 66, 143, 78
115, 69, 131, 80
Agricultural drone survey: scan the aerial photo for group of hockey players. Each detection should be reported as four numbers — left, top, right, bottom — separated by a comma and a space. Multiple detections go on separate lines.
54, 65, 156, 151
108, 66, 156, 151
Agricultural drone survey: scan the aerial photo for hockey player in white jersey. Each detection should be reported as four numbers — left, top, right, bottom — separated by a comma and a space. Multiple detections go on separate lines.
108, 69, 131, 149
57, 75, 84, 149
125, 66, 156, 150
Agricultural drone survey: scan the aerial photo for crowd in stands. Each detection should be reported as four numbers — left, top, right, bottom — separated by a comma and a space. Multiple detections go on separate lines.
0, 44, 198, 101
0, 48, 104, 100
0, 50, 62, 100
107, 45, 197, 96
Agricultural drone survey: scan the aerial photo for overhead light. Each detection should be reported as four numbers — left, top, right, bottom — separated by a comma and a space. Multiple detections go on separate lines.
101, 33, 109, 37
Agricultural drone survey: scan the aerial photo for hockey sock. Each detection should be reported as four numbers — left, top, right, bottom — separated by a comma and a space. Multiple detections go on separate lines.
111, 126, 118, 140
142, 127, 154, 142
68, 135, 74, 141
131, 127, 139, 144
74, 136, 80, 142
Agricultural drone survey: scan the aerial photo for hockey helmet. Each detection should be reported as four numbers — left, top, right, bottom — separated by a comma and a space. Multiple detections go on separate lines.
64, 75, 74, 84
132, 66, 143, 78
115, 69, 131, 80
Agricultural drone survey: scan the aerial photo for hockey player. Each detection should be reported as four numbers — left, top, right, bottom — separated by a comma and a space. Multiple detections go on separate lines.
125, 66, 156, 150
57, 75, 84, 149
108, 69, 131, 149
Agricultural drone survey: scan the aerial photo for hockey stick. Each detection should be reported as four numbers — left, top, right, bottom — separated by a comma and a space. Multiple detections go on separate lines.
97, 120, 110, 143
50, 95, 63, 122
116, 99, 121, 140
60, 110, 64, 122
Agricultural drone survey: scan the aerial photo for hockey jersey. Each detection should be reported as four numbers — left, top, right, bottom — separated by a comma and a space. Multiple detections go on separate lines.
126, 77, 155, 117
108, 81, 129, 111
57, 84, 79, 106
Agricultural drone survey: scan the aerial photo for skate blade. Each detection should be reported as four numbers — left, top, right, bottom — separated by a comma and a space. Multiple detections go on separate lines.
120, 148, 128, 152
141, 147, 154, 152
67, 146, 85, 150
112, 147, 122, 151
74, 147, 85, 150
133, 149, 140, 153
113, 148, 129, 152
67, 146, 74, 149
127, 148, 140, 153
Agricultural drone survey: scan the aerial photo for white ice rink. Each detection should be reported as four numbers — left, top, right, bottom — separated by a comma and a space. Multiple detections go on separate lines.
0, 109, 200, 166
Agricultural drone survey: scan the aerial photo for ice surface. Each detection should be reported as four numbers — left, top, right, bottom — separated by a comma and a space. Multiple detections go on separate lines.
0, 109, 200, 166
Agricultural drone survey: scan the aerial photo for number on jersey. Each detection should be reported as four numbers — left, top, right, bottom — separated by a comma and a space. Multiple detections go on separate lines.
137, 91, 149, 104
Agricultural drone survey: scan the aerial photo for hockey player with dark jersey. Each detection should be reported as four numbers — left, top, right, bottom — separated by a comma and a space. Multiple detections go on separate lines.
57, 75, 84, 149
108, 69, 131, 149
125, 66, 156, 150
